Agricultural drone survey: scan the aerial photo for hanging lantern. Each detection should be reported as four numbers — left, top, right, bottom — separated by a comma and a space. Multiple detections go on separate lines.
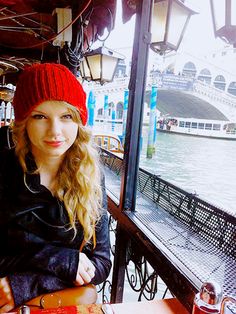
82, 46, 124, 84
0, 85, 15, 102
151, 0, 196, 54
80, 57, 92, 81
210, 0, 236, 47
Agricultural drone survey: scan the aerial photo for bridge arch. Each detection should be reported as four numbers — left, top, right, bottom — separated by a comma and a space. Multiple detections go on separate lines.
182, 61, 197, 78
227, 81, 236, 96
213, 75, 226, 91
197, 68, 212, 84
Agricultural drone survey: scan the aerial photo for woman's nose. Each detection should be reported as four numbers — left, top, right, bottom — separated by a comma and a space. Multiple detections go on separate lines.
48, 118, 62, 136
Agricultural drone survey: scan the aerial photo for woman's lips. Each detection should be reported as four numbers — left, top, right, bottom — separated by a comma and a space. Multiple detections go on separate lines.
44, 141, 64, 147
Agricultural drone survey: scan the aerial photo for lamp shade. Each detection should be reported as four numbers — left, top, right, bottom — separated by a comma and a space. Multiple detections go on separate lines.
82, 46, 124, 84
0, 85, 15, 102
80, 58, 92, 81
210, 0, 236, 47
151, 0, 196, 54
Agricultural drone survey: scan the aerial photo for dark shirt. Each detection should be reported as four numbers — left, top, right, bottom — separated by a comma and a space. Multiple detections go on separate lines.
0, 148, 111, 306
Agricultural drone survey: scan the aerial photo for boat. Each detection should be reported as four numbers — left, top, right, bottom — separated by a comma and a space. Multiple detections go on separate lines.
93, 132, 124, 157
157, 117, 236, 140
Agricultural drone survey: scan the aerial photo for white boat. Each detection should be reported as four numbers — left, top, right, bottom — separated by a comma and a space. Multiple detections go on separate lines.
157, 117, 236, 140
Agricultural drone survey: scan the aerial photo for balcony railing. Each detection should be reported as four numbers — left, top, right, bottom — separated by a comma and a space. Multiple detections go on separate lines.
99, 148, 236, 313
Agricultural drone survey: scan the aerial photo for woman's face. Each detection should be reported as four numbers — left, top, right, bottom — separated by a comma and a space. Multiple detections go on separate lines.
26, 100, 79, 161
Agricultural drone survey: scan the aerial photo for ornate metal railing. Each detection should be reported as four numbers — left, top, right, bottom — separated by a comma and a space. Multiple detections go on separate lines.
97, 215, 170, 303
100, 148, 236, 256
193, 80, 236, 121
99, 148, 236, 313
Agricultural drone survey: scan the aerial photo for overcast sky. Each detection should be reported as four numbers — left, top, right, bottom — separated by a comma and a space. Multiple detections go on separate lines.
103, 0, 226, 56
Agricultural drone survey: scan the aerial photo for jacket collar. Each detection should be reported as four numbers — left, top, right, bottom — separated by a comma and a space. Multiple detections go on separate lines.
24, 152, 45, 193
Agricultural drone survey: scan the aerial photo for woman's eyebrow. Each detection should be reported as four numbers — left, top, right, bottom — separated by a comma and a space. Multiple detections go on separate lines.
31, 110, 46, 114
61, 111, 71, 114
31, 110, 71, 114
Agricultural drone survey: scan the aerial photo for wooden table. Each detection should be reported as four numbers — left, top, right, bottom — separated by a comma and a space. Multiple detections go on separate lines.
14, 298, 189, 314
110, 298, 190, 314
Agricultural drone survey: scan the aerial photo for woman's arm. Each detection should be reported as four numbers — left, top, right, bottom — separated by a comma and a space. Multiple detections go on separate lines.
83, 211, 112, 285
25, 245, 80, 283
24, 212, 111, 287
0, 277, 14, 313
90, 175, 112, 285
0, 241, 80, 284
75, 174, 112, 286
7, 272, 71, 308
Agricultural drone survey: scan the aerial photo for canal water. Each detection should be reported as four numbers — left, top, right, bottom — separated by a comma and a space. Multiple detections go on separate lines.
140, 127, 236, 215
93, 123, 236, 215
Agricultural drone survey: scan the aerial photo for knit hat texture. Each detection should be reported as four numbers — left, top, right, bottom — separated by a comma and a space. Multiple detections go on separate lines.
13, 63, 87, 125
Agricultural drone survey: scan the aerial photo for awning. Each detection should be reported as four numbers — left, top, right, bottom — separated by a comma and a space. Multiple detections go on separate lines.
0, 0, 138, 83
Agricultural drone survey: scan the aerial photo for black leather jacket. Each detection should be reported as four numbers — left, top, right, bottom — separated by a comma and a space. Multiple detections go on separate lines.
0, 147, 111, 307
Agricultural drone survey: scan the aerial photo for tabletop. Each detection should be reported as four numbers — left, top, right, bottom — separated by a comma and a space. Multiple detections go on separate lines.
10, 298, 190, 314
109, 298, 189, 314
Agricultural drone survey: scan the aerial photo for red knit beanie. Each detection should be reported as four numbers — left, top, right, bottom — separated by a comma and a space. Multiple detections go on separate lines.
13, 63, 87, 125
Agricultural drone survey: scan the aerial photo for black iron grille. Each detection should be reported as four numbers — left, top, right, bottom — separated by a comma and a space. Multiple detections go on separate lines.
100, 148, 236, 312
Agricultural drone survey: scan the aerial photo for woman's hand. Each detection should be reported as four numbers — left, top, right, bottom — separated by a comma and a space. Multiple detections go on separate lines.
0, 277, 15, 313
75, 253, 95, 286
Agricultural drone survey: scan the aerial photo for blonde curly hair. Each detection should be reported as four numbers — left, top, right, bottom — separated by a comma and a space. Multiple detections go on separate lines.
12, 103, 102, 244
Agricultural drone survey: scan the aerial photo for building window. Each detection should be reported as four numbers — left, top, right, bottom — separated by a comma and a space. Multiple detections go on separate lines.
198, 123, 204, 129
98, 108, 103, 116
116, 102, 123, 119
213, 124, 221, 131
205, 123, 212, 130
185, 122, 191, 128
191, 122, 197, 128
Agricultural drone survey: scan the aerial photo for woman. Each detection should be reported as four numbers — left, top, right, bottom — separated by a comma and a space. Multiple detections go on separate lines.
0, 63, 111, 312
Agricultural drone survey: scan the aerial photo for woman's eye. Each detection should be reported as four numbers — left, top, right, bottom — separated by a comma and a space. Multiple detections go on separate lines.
62, 114, 73, 120
31, 114, 46, 119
